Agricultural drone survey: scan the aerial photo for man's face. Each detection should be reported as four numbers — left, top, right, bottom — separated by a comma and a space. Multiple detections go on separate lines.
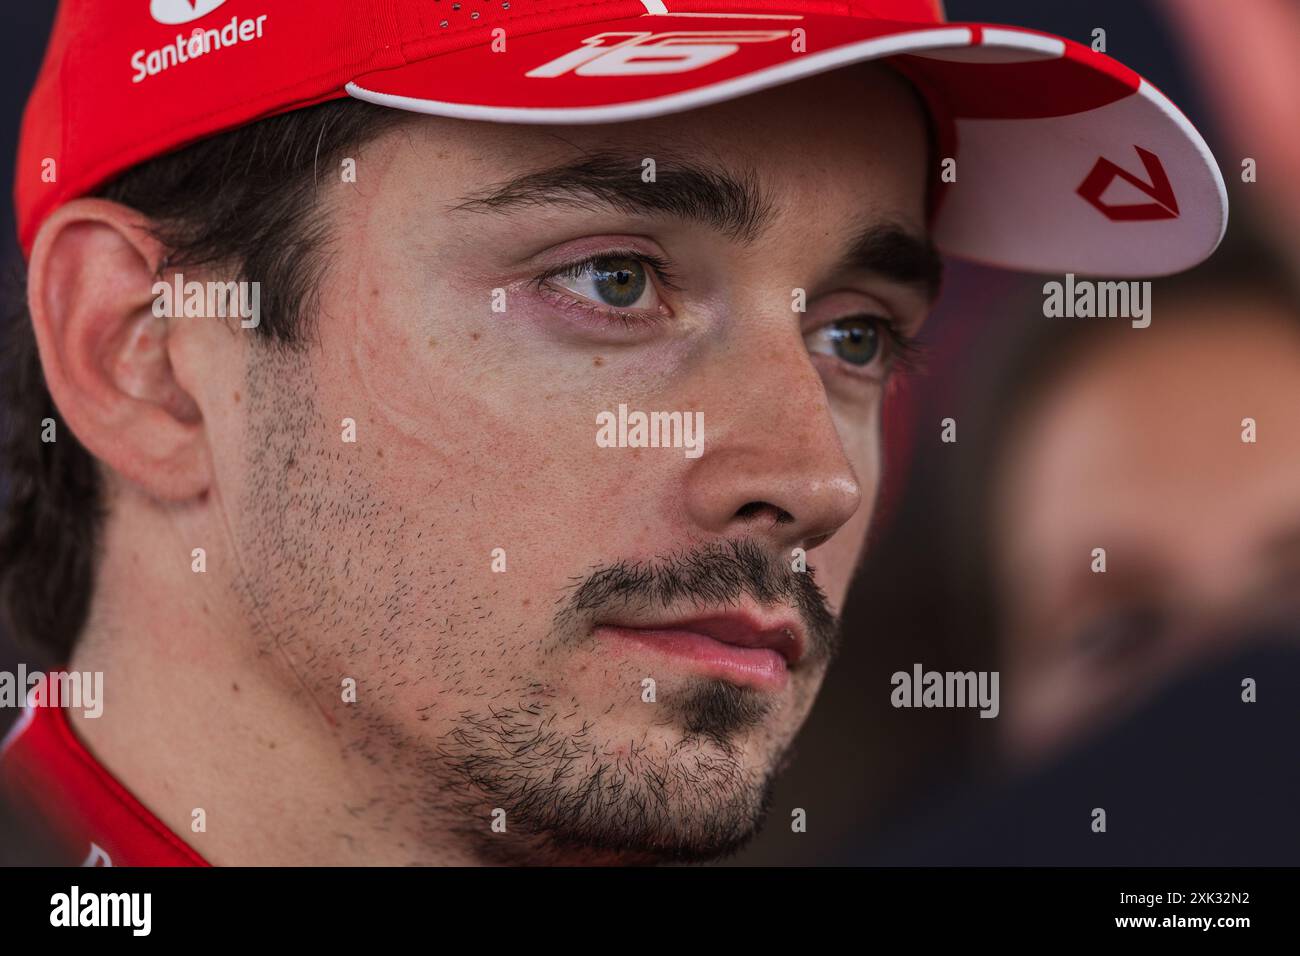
209, 62, 932, 862
995, 301, 1300, 763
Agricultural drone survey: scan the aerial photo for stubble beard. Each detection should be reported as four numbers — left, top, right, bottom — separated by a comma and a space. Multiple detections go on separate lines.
427, 676, 793, 865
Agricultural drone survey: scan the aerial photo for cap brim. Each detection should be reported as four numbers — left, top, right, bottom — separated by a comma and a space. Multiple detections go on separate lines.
347, 12, 1227, 277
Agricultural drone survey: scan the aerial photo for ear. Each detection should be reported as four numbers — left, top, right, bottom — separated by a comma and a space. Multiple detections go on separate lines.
26, 199, 209, 501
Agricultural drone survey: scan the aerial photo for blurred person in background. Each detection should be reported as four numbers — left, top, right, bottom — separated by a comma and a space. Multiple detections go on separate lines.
845, 216, 1300, 866
950, 217, 1300, 766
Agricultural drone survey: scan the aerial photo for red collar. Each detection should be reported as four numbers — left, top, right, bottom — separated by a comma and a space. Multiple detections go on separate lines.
1, 701, 209, 867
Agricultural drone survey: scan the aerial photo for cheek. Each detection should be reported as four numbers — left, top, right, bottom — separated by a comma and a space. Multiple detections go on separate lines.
313, 304, 661, 602
814, 504, 873, 610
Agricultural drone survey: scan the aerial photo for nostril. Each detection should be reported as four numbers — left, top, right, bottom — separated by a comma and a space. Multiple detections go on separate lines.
734, 501, 794, 525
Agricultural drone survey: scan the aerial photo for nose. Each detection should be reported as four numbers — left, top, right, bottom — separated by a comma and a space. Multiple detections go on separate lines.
682, 339, 865, 555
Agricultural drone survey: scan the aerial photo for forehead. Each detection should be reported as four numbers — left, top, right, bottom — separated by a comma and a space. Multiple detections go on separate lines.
1021, 310, 1300, 473
383, 60, 932, 228
1000, 306, 1300, 560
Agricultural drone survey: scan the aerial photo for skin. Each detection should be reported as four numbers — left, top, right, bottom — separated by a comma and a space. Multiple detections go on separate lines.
26, 62, 932, 864
994, 299, 1300, 764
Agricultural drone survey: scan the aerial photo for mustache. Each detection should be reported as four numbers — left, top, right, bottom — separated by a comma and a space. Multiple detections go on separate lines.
558, 538, 841, 666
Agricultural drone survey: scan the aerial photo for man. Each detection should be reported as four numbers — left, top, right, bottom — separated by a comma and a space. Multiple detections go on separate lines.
0, 0, 1225, 865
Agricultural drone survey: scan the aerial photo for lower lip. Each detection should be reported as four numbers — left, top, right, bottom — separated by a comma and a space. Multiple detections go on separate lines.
596, 625, 790, 690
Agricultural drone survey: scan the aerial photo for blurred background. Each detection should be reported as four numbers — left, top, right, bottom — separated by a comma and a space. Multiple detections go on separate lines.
2, 1, 1298, 865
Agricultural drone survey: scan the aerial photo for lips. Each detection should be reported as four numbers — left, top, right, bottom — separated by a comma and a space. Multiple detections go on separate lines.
595, 611, 805, 690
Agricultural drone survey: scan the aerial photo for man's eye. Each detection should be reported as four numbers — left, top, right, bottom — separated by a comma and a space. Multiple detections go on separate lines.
807, 316, 891, 369
548, 256, 657, 311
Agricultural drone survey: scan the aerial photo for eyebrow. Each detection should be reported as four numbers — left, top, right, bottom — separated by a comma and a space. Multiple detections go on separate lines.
450, 149, 772, 242
451, 149, 943, 299
839, 220, 944, 302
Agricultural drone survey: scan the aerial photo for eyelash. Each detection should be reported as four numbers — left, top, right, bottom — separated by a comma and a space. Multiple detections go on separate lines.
543, 250, 684, 291
531, 251, 925, 376
871, 321, 926, 377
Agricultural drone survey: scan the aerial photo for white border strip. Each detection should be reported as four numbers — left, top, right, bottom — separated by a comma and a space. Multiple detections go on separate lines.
347, 27, 974, 125
980, 28, 1064, 56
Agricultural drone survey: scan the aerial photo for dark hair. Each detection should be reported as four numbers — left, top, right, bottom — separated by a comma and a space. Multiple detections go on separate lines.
0, 98, 406, 661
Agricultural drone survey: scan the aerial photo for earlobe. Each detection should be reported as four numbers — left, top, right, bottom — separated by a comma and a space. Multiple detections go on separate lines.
26, 199, 211, 501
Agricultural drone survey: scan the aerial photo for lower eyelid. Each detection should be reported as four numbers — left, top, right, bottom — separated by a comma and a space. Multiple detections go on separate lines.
807, 350, 888, 390
537, 281, 669, 326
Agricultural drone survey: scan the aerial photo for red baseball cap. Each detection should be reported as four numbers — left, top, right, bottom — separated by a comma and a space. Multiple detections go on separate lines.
16, 0, 1226, 274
